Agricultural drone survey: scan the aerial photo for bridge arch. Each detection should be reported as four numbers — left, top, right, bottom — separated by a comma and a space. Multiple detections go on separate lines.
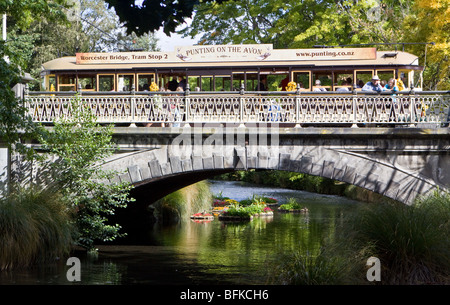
102, 127, 449, 206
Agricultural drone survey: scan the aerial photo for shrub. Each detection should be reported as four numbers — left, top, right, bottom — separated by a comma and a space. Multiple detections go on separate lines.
279, 198, 304, 211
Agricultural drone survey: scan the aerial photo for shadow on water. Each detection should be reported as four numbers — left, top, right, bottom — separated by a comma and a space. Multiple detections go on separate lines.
0, 180, 364, 285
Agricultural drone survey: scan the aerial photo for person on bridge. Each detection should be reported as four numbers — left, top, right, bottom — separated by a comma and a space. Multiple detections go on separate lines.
362, 75, 383, 92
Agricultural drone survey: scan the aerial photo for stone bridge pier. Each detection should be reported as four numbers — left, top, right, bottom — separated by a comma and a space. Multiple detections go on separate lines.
102, 125, 450, 206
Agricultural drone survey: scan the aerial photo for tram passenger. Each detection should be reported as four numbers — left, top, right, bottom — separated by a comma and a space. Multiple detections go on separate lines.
336, 81, 350, 92
280, 76, 289, 91
168, 77, 179, 91
171, 87, 184, 127
362, 75, 383, 92
384, 78, 399, 93
384, 78, 400, 122
298, 82, 308, 91
313, 80, 327, 91
178, 76, 187, 90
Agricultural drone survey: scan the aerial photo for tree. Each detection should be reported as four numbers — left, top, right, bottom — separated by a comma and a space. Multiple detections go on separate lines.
37, 97, 134, 251
180, 0, 447, 90
6, 0, 160, 90
403, 0, 449, 90
104, 0, 227, 36
0, 1, 68, 153
178, 0, 370, 49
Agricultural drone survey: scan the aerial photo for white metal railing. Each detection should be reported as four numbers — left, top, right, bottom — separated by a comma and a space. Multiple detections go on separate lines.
24, 88, 450, 127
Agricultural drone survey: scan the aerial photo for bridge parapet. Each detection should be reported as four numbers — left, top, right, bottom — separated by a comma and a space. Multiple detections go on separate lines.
24, 89, 450, 127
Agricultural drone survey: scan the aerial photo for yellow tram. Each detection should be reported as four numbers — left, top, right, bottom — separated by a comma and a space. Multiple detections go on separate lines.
39, 44, 423, 93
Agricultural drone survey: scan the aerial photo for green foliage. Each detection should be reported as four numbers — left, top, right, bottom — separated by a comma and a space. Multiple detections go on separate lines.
222, 170, 347, 196
346, 190, 450, 284
182, 0, 448, 89
7, 0, 160, 90
104, 0, 226, 36
0, 0, 68, 29
37, 96, 133, 251
0, 50, 37, 157
279, 198, 304, 211
268, 246, 354, 285
0, 187, 74, 270
268, 190, 450, 285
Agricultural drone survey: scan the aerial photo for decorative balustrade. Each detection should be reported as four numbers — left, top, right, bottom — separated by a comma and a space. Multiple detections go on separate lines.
24, 89, 450, 127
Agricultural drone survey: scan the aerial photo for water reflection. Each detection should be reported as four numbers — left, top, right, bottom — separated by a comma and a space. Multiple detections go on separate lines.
0, 180, 363, 285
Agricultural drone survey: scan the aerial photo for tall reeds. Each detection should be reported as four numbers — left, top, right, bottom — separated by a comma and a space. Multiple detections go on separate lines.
0, 187, 74, 270
267, 190, 449, 284
153, 181, 212, 224
348, 190, 449, 284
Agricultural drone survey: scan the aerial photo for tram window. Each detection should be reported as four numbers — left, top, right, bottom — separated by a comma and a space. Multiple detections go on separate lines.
137, 74, 155, 91
79, 75, 96, 90
412, 71, 422, 89
232, 74, 243, 91
246, 74, 258, 91
376, 70, 395, 85
355, 70, 373, 88
232, 72, 257, 91
215, 76, 231, 91
201, 76, 213, 91
267, 74, 285, 91
188, 76, 200, 91
312, 72, 332, 91
334, 71, 353, 91
46, 75, 56, 91
399, 70, 411, 89
118, 74, 134, 91
292, 71, 311, 90
98, 75, 115, 91
58, 75, 76, 91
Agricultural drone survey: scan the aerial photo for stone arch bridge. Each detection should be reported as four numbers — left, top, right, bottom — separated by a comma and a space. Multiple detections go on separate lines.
102, 125, 450, 206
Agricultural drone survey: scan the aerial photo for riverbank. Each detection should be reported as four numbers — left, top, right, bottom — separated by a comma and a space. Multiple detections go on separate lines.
214, 170, 395, 204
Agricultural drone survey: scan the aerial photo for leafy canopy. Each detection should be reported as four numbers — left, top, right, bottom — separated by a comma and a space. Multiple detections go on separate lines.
104, 0, 227, 36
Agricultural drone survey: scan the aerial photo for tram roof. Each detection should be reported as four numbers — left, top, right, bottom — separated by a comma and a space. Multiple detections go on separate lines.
41, 47, 421, 73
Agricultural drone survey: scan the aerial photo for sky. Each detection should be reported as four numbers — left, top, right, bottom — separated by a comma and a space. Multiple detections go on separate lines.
133, 0, 200, 52
155, 27, 199, 52
154, 18, 200, 51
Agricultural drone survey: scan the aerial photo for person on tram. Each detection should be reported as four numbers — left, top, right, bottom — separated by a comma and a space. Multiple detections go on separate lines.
362, 75, 383, 92
313, 79, 327, 91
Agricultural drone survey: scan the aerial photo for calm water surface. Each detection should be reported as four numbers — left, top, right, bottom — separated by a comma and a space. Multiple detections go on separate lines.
0, 180, 364, 285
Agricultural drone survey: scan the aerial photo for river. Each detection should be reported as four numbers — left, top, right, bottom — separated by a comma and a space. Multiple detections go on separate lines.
0, 180, 365, 285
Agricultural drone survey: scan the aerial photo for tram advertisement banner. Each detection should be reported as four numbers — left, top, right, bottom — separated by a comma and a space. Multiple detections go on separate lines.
76, 45, 376, 64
